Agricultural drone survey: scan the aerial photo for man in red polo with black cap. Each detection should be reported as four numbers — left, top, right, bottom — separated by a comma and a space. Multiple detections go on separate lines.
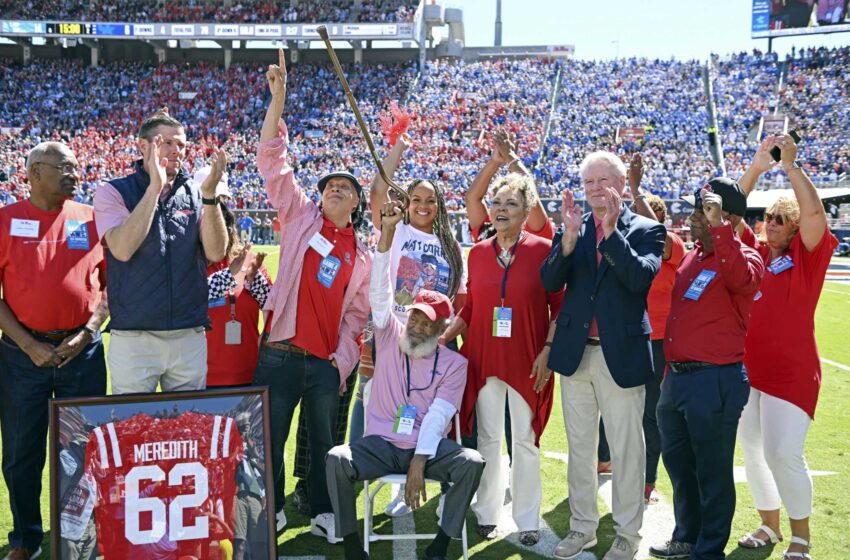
650, 178, 765, 560
325, 200, 483, 560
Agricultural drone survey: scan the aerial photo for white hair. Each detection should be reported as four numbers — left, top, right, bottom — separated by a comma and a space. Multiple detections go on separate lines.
579, 151, 627, 181
26, 141, 68, 173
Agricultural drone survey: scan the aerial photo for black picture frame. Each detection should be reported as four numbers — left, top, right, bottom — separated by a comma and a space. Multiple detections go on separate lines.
49, 387, 276, 560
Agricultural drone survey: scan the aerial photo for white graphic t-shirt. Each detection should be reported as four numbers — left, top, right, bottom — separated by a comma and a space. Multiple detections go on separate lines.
377, 223, 467, 322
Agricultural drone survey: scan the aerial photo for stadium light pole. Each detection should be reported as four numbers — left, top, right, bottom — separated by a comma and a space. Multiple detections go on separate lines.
495, 0, 502, 46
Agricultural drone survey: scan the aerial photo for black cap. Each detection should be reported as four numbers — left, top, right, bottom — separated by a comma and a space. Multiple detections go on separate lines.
681, 177, 747, 217
317, 171, 363, 195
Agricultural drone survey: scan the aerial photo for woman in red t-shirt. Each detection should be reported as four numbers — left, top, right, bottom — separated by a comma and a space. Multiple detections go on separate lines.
206, 202, 271, 387
735, 135, 837, 559
442, 174, 563, 545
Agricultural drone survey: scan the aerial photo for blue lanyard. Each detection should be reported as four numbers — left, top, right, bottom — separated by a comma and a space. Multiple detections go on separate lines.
493, 234, 522, 307
404, 348, 440, 399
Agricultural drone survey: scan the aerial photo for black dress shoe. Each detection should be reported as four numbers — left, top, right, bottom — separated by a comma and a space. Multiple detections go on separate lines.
422, 553, 446, 560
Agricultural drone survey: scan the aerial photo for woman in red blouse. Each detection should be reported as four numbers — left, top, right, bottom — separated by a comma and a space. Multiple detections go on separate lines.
735, 135, 837, 560
442, 174, 563, 545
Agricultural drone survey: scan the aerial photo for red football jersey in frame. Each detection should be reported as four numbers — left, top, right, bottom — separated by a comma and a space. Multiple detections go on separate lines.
84, 412, 244, 559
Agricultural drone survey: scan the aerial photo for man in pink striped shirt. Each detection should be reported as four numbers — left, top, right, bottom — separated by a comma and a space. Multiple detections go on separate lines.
251, 50, 371, 543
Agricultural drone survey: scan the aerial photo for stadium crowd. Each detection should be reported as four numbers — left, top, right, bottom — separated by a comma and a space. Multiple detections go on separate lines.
0, 0, 417, 24
3, 47, 850, 212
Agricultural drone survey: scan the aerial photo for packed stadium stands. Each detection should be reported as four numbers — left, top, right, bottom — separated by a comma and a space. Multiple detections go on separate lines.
0, 0, 417, 24
2, 45, 849, 210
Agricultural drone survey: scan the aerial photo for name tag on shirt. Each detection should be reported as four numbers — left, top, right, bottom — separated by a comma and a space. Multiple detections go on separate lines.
768, 255, 794, 275
225, 320, 242, 345
10, 219, 38, 238
393, 405, 417, 435
684, 270, 716, 301
65, 221, 90, 250
492, 307, 512, 337
308, 232, 334, 258
317, 255, 342, 288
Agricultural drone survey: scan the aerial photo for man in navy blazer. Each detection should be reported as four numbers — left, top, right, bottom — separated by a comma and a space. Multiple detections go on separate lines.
541, 151, 665, 560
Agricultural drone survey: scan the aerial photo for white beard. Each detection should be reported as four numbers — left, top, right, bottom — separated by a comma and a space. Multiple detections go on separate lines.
399, 331, 440, 360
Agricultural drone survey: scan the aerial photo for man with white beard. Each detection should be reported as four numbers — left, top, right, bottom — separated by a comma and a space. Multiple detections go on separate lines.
325, 201, 484, 560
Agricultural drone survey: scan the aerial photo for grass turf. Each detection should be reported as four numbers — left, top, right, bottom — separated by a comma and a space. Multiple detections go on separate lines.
2, 247, 849, 559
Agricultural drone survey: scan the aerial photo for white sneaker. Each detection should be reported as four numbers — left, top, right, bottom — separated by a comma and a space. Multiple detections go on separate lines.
275, 509, 287, 533
436, 494, 445, 523
310, 512, 343, 544
384, 483, 411, 517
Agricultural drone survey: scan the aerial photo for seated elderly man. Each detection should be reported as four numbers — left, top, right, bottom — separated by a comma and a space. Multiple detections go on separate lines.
326, 201, 484, 560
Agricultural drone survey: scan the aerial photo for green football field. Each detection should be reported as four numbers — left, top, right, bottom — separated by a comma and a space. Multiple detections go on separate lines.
2, 246, 849, 559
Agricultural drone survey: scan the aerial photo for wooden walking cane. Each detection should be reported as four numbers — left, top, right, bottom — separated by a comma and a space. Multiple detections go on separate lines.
316, 25, 411, 218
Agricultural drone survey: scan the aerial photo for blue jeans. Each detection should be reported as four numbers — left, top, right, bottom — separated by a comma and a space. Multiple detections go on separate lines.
658, 362, 750, 560
0, 332, 106, 550
252, 345, 340, 517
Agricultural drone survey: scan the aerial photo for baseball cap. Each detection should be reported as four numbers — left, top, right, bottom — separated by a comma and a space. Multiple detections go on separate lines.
318, 171, 363, 195
681, 177, 747, 217
408, 290, 453, 322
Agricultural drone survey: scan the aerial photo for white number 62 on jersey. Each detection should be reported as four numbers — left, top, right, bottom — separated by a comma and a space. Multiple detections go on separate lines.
124, 462, 209, 544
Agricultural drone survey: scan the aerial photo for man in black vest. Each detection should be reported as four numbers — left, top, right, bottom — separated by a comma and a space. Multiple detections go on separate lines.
94, 108, 229, 394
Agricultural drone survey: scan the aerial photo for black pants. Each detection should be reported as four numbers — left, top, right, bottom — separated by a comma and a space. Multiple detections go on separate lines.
658, 362, 750, 560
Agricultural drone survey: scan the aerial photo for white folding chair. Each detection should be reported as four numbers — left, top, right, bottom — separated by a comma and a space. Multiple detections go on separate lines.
362, 414, 469, 560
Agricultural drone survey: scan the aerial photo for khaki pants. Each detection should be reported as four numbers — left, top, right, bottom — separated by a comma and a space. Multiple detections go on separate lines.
561, 345, 646, 548
108, 327, 207, 394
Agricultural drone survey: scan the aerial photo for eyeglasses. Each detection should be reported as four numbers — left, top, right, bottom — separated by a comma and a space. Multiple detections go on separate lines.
36, 162, 80, 175
764, 212, 785, 226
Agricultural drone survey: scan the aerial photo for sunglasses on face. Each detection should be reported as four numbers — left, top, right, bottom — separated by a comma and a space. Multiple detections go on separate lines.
764, 212, 785, 226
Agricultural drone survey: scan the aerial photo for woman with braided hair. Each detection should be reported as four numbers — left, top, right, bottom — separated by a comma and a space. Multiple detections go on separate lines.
368, 133, 468, 517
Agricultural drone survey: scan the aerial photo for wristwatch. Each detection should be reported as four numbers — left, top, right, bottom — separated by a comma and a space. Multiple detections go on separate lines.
82, 325, 97, 337
202, 196, 218, 205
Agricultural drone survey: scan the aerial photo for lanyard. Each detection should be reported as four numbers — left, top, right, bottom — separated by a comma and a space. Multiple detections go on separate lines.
404, 348, 440, 399
493, 233, 522, 307
229, 290, 236, 320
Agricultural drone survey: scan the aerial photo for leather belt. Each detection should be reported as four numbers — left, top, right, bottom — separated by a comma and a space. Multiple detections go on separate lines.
668, 361, 716, 374
28, 325, 85, 342
262, 337, 312, 357
586, 338, 601, 346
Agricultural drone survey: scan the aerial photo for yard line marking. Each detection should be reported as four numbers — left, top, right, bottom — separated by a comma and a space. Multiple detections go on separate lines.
392, 506, 418, 559
822, 288, 850, 295
734, 466, 837, 484
821, 357, 850, 372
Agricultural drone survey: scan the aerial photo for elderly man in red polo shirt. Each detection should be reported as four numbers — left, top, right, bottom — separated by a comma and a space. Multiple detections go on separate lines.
251, 50, 372, 544
0, 142, 109, 560
649, 178, 765, 560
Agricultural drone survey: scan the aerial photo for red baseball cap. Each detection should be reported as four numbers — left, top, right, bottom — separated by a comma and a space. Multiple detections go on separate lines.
408, 290, 452, 322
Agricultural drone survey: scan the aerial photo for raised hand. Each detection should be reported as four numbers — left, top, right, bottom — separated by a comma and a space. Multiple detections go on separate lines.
560, 189, 583, 237
245, 251, 267, 284
601, 186, 623, 237
146, 135, 168, 192
628, 153, 644, 193
380, 200, 405, 229
397, 132, 413, 152
201, 148, 228, 198
491, 128, 516, 164
775, 132, 799, 171
266, 48, 287, 98
228, 243, 252, 275
750, 136, 777, 175
701, 188, 724, 227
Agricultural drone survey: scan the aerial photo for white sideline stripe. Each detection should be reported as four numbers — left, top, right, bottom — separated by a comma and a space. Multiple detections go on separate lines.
392, 507, 417, 559
734, 465, 837, 484
821, 357, 850, 372
822, 288, 850, 295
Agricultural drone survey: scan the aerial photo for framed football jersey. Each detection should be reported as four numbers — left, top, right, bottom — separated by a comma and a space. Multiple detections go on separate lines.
50, 387, 275, 560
